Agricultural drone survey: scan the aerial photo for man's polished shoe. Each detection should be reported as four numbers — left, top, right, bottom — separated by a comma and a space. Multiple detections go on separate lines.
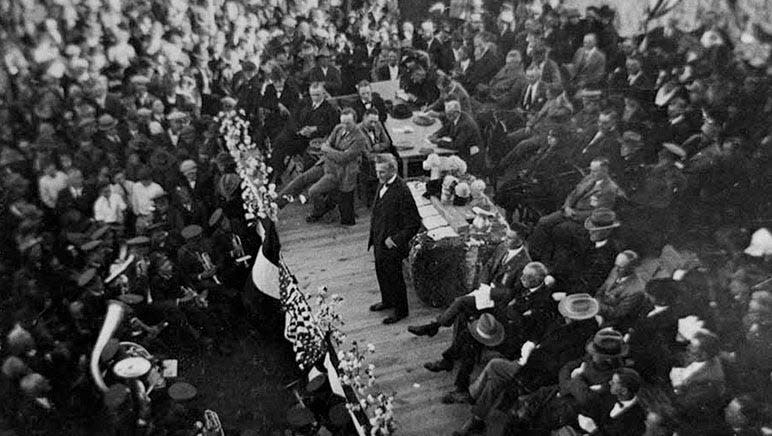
452, 416, 485, 436
407, 322, 439, 337
369, 302, 392, 312
424, 359, 453, 372
441, 390, 472, 404
382, 313, 407, 324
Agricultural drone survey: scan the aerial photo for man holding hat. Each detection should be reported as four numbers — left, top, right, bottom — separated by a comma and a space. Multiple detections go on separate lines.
454, 293, 601, 436
307, 47, 342, 96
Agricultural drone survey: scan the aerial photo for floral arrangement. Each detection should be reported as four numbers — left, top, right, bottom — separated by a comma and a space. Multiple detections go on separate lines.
337, 341, 396, 435
217, 109, 278, 222
314, 285, 346, 347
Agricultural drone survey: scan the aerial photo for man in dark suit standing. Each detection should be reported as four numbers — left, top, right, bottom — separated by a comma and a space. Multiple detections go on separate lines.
348, 80, 388, 123
306, 48, 342, 96
368, 154, 421, 324
373, 49, 403, 82
429, 99, 484, 175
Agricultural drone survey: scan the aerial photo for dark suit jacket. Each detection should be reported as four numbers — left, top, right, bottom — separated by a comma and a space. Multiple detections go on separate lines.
518, 81, 549, 113
415, 38, 453, 73
496, 283, 560, 345
307, 65, 343, 96
572, 47, 607, 89
434, 112, 483, 163
563, 175, 622, 221
478, 244, 531, 290
176, 172, 215, 206
374, 64, 404, 82
592, 400, 647, 436
293, 100, 339, 140
368, 176, 421, 259
347, 93, 388, 123
628, 304, 679, 380
461, 50, 502, 91
261, 81, 302, 137
55, 186, 96, 218
576, 129, 623, 173
596, 269, 647, 331
520, 318, 600, 389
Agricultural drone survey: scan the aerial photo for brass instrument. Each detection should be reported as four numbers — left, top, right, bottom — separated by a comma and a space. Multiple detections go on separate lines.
90, 300, 128, 392
198, 252, 221, 285
230, 234, 252, 267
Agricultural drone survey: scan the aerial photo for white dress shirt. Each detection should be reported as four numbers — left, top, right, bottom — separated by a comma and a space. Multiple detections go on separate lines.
38, 171, 69, 208
379, 174, 397, 198
610, 396, 638, 418
130, 181, 164, 216
388, 65, 399, 81
93, 193, 127, 223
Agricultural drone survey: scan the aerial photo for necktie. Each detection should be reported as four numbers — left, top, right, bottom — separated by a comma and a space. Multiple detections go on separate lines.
524, 85, 532, 107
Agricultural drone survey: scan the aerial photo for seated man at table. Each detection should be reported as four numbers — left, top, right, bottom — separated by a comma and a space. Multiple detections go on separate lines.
428, 99, 484, 175
347, 80, 388, 124
401, 64, 440, 108
305, 108, 368, 225
270, 82, 339, 184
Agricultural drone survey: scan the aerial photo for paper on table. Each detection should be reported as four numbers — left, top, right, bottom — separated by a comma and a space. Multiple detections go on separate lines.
423, 215, 448, 230
427, 226, 458, 240
418, 204, 439, 218
413, 195, 431, 206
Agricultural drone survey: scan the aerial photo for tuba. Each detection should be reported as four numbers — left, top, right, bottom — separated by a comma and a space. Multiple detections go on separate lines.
90, 300, 128, 392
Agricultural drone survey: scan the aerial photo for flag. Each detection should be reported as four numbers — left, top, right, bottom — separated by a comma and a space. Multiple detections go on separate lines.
251, 218, 281, 299
279, 261, 327, 370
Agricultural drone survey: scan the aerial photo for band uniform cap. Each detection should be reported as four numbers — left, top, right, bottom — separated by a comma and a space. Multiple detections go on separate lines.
662, 142, 687, 158
167, 111, 186, 121
181, 225, 203, 240
80, 239, 102, 252
580, 89, 603, 100
126, 236, 151, 246
467, 313, 505, 347
220, 96, 237, 106
168, 381, 197, 401
558, 293, 600, 320
130, 75, 150, 85
78, 268, 98, 287
209, 208, 224, 227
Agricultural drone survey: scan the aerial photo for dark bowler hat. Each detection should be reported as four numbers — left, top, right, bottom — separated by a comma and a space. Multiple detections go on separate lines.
392, 103, 412, 119
586, 327, 628, 359
467, 313, 505, 347
168, 381, 197, 401
584, 208, 621, 231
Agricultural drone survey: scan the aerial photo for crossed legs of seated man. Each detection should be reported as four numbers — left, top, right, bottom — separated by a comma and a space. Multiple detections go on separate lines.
305, 173, 356, 225
271, 131, 310, 184
276, 163, 324, 208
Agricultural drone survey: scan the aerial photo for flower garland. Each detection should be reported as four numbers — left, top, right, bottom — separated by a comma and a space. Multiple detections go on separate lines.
314, 287, 397, 435
217, 109, 278, 222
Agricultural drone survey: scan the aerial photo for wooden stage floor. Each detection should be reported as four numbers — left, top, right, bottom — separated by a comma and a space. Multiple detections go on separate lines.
278, 204, 468, 435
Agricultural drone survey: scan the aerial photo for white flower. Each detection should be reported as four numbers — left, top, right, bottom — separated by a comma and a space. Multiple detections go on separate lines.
367, 343, 376, 353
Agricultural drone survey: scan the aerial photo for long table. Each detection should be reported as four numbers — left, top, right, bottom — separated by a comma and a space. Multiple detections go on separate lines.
370, 80, 457, 179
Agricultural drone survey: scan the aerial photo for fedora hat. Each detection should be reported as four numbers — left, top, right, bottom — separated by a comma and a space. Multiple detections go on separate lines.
584, 208, 621, 231
98, 114, 118, 131
586, 327, 628, 358
468, 313, 505, 347
558, 293, 599, 320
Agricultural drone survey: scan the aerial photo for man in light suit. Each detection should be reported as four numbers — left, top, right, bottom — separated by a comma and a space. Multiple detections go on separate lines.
368, 154, 421, 324
571, 34, 607, 90
528, 158, 623, 263
595, 250, 647, 332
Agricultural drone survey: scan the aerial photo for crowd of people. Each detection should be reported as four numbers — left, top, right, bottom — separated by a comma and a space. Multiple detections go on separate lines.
0, 0, 770, 433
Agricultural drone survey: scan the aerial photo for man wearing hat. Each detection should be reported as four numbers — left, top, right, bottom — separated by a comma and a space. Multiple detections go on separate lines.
576, 368, 646, 436
176, 225, 221, 291
502, 327, 627, 435
307, 47, 342, 96
453, 294, 601, 436
130, 75, 155, 110
177, 159, 214, 205
529, 157, 622, 263
93, 114, 124, 159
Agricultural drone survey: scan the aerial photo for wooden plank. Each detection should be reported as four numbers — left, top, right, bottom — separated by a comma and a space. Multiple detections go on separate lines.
278, 203, 469, 435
